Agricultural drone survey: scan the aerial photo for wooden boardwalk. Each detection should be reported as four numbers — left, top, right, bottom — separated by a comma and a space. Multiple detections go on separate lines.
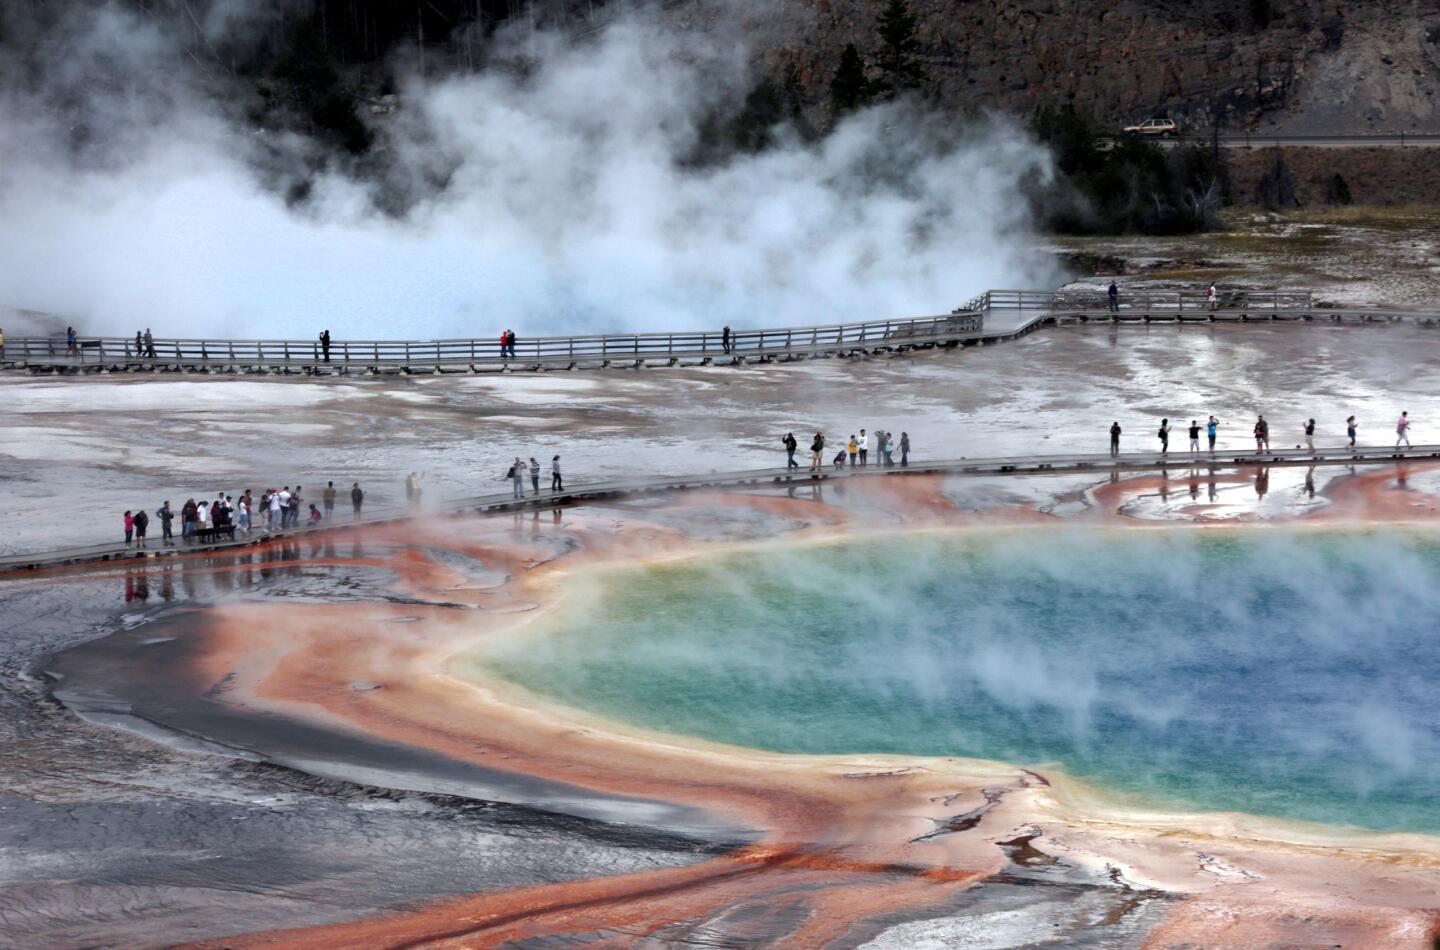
6, 289, 1438, 377
4, 442, 1436, 574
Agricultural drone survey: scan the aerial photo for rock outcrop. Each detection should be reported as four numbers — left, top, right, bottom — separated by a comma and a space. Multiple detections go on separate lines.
740, 0, 1440, 134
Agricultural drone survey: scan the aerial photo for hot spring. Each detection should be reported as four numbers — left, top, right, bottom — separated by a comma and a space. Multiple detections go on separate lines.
472, 528, 1440, 835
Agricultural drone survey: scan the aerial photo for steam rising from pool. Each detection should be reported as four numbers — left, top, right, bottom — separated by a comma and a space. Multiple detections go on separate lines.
477, 529, 1440, 834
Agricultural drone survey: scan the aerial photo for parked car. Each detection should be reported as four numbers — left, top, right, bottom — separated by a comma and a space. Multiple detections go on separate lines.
1123, 117, 1180, 138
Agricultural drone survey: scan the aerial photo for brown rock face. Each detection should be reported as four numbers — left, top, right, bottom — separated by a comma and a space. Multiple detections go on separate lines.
749, 0, 1440, 133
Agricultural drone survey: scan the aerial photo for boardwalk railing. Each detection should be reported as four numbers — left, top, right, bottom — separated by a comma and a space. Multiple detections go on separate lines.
0, 311, 984, 370
979, 288, 1314, 313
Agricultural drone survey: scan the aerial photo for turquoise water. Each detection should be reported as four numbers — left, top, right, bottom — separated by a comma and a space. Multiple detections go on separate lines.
477, 529, 1440, 835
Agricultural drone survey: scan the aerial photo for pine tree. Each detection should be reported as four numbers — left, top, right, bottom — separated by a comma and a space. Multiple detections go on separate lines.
873, 0, 925, 99
829, 43, 871, 117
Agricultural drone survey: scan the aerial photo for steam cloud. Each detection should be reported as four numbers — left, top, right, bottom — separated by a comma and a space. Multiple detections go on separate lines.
0, 7, 1057, 340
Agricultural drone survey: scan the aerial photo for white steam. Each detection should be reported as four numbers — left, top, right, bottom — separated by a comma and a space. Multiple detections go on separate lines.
0, 10, 1057, 339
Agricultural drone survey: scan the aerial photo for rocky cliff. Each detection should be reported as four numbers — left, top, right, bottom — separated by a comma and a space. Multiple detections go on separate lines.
745, 0, 1440, 134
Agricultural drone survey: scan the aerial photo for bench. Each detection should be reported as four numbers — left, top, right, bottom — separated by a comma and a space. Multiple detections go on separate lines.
192, 525, 237, 544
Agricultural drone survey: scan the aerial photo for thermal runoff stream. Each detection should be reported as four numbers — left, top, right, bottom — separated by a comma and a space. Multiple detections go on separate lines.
475, 527, 1440, 836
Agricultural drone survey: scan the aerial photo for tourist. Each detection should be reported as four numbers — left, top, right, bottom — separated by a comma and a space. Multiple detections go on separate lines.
133, 331, 142, 357
509, 458, 525, 498
1107, 281, 1119, 314
507, 329, 518, 358
181, 499, 197, 540
1207, 415, 1219, 451
308, 503, 323, 525
832, 446, 847, 469
319, 329, 331, 363
157, 501, 174, 545
810, 432, 825, 471
882, 431, 894, 466
498, 329, 509, 359
237, 493, 251, 534
275, 487, 290, 529
529, 457, 541, 494
1109, 421, 1121, 456
123, 511, 134, 549
899, 431, 910, 466
197, 501, 211, 533
320, 481, 335, 518
66, 326, 77, 356
783, 432, 798, 469
1346, 415, 1358, 448
144, 328, 156, 358
212, 500, 230, 530
1157, 418, 1170, 454
722, 324, 732, 354
351, 482, 364, 519
292, 486, 305, 527
1397, 411, 1412, 447
1188, 420, 1201, 453
857, 428, 868, 466
847, 434, 858, 466
551, 456, 563, 491
1206, 282, 1217, 311
1254, 416, 1269, 453
1303, 418, 1316, 450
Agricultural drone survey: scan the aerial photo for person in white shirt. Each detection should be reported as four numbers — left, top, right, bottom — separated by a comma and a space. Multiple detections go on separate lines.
1397, 411, 1412, 447
1206, 282, 1217, 311
197, 501, 210, 529
270, 489, 285, 531
237, 495, 251, 533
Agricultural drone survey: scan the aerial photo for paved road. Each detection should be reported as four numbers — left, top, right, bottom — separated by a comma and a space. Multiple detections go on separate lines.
5, 443, 1436, 573
1133, 133, 1440, 149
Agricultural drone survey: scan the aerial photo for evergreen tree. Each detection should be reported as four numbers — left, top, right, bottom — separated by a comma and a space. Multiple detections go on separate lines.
873, 0, 925, 99
829, 42, 871, 117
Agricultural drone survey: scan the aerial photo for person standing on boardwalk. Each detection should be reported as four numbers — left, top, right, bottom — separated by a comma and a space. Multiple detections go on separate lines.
133, 331, 142, 358
1188, 420, 1201, 453
1303, 418, 1316, 450
123, 511, 134, 549
810, 433, 825, 471
899, 432, 910, 466
859, 429, 870, 466
1157, 419, 1170, 454
66, 326, 77, 356
1254, 416, 1269, 453
507, 330, 518, 359
722, 325, 732, 354
275, 487, 290, 528
847, 434, 858, 466
1107, 281, 1119, 314
144, 329, 155, 358
289, 486, 303, 528
1346, 415, 1358, 447
509, 458, 525, 498
237, 493, 251, 534
1207, 415, 1219, 451
1206, 282, 1217, 312
783, 432, 798, 469
882, 431, 895, 466
133, 507, 148, 548
1397, 411, 1412, 447
529, 457, 541, 494
158, 501, 174, 545
351, 483, 364, 519
551, 456, 563, 491
405, 472, 423, 506
323, 482, 336, 518
320, 330, 331, 363
182, 498, 197, 539
1109, 421, 1121, 456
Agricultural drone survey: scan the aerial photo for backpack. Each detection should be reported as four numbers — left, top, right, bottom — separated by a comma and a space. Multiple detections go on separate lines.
1158, 427, 1166, 438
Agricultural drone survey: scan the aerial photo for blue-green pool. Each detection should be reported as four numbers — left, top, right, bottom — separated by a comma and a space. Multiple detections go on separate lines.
475, 529, 1440, 835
